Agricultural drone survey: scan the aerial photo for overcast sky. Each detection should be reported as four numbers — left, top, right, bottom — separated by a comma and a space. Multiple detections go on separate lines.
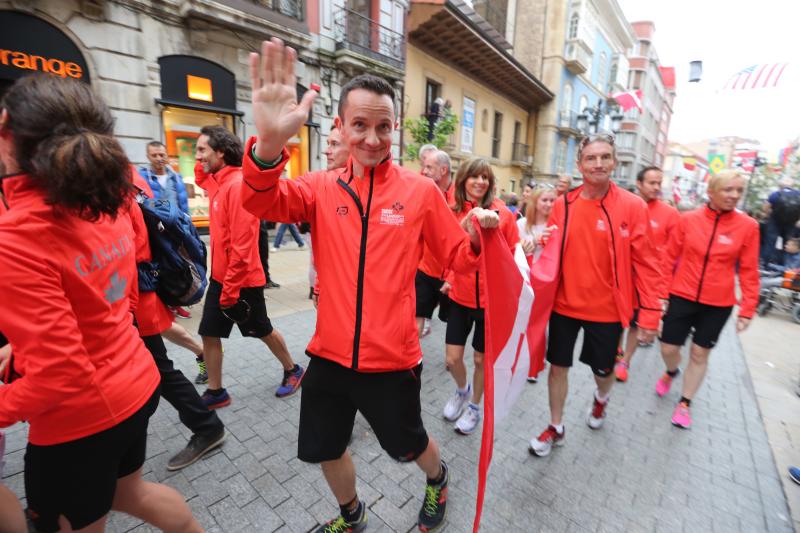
616, 0, 800, 158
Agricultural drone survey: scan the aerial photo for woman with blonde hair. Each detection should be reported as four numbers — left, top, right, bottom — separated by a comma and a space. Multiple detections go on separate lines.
441, 157, 519, 435
655, 169, 760, 428
517, 184, 557, 264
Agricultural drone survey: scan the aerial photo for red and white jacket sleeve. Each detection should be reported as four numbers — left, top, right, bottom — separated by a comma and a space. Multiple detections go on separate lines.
737, 221, 761, 319
629, 203, 662, 330
220, 183, 262, 307
421, 185, 479, 275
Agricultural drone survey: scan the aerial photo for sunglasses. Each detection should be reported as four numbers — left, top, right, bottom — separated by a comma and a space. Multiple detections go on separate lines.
579, 132, 616, 148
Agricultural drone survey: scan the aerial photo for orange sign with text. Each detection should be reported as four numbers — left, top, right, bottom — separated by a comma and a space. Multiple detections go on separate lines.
0, 48, 84, 79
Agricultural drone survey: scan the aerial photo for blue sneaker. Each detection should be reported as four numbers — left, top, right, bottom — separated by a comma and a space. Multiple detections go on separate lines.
789, 466, 800, 485
201, 388, 231, 410
276, 364, 305, 398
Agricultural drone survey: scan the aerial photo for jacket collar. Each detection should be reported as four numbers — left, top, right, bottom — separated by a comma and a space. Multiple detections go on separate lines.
703, 202, 736, 220
342, 153, 393, 184
564, 180, 616, 205
212, 165, 241, 186
1, 173, 40, 208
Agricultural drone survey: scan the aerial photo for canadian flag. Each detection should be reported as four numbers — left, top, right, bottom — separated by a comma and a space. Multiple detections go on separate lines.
472, 225, 561, 532
611, 90, 642, 112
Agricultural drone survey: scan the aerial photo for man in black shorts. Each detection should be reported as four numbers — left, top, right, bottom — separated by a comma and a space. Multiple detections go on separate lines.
194, 126, 304, 409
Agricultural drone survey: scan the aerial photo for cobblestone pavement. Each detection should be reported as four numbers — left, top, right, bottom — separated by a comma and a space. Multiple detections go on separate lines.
1, 245, 794, 532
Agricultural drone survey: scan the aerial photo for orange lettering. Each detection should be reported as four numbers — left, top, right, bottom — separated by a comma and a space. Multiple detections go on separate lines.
47, 58, 67, 78
0, 50, 10, 65
30, 55, 48, 72
10, 52, 30, 70
65, 62, 82, 79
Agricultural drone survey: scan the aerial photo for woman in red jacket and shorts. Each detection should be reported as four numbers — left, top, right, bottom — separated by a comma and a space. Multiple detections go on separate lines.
656, 169, 760, 428
0, 75, 201, 533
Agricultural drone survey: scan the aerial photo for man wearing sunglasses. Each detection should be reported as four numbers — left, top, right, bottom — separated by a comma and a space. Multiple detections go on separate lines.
529, 133, 661, 457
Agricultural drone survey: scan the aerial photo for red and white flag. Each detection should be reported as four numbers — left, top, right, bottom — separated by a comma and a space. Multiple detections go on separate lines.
723, 63, 789, 90
472, 225, 561, 533
611, 90, 642, 112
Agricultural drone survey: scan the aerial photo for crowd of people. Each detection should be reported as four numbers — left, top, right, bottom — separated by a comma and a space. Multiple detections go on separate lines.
0, 36, 791, 533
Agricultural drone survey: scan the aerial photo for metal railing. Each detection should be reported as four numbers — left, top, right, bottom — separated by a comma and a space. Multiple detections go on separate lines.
251, 0, 304, 21
512, 142, 529, 163
564, 39, 591, 72
557, 110, 579, 130
333, 7, 405, 69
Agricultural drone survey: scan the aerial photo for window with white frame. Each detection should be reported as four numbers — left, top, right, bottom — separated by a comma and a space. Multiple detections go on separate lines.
556, 140, 568, 174
568, 13, 579, 39
597, 52, 607, 91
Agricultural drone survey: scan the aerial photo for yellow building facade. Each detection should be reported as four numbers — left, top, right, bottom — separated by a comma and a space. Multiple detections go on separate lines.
405, 1, 552, 195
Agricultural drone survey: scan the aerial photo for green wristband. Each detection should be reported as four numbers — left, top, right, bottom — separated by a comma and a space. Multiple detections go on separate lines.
251, 144, 283, 169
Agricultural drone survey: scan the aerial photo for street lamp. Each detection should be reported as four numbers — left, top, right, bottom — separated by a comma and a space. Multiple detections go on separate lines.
576, 99, 623, 135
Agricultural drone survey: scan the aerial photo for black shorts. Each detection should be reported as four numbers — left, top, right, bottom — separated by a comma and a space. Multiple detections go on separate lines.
24, 389, 160, 533
660, 295, 733, 349
546, 311, 623, 377
414, 270, 450, 321
198, 279, 273, 338
298, 356, 429, 463
445, 300, 485, 352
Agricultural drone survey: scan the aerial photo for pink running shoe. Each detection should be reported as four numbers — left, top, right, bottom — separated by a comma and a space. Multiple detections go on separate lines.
655, 373, 674, 397
671, 402, 691, 429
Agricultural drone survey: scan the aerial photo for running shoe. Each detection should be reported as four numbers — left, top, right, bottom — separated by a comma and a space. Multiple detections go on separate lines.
271, 246, 280, 252
194, 357, 208, 385
276, 364, 305, 398
201, 388, 231, 410
314, 502, 367, 533
587, 394, 608, 429
527, 375, 538, 383
265, 279, 281, 289
167, 428, 225, 471
454, 404, 481, 435
418, 461, 448, 532
655, 372, 677, 397
442, 385, 471, 421
173, 306, 192, 319
614, 360, 629, 382
529, 425, 564, 457
671, 402, 692, 429
788, 466, 800, 485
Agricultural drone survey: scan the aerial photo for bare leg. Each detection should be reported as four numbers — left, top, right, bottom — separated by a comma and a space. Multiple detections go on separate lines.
594, 373, 615, 397
548, 365, 569, 426
680, 343, 711, 400
617, 329, 625, 354
260, 330, 294, 371
202, 336, 224, 389
660, 342, 682, 373
445, 344, 468, 389
622, 325, 639, 365
415, 437, 443, 479
320, 451, 357, 505
471, 350, 484, 404
56, 514, 106, 532
161, 322, 203, 356
0, 483, 26, 533
111, 468, 202, 533
416, 317, 425, 338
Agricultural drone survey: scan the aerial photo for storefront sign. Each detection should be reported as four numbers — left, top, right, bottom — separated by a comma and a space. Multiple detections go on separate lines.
461, 96, 475, 153
0, 11, 90, 83
158, 55, 237, 113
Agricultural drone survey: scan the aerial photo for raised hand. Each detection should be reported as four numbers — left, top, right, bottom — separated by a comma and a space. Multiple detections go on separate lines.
249, 38, 317, 162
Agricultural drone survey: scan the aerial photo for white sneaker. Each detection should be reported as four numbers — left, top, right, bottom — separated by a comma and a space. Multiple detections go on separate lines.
270, 246, 279, 252
586, 393, 608, 430
443, 385, 471, 421
421, 319, 431, 338
455, 404, 481, 435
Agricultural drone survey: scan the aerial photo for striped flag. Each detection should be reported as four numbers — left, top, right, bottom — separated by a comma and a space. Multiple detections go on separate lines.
723, 63, 789, 90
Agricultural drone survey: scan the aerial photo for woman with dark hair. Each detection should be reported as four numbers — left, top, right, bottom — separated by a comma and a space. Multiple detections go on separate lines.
441, 157, 519, 435
0, 75, 201, 533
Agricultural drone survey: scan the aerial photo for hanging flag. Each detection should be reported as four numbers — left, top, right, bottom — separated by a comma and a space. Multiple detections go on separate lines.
682, 157, 697, 171
473, 225, 560, 532
732, 150, 758, 172
611, 90, 642, 112
708, 153, 726, 174
659, 66, 676, 89
723, 63, 789, 90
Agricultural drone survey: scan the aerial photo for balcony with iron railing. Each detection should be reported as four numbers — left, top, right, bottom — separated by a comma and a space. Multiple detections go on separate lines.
564, 39, 592, 75
333, 8, 405, 71
512, 142, 530, 165
556, 110, 581, 135
250, 0, 304, 20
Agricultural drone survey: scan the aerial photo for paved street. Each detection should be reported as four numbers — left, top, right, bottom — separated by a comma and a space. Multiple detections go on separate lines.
1, 244, 795, 532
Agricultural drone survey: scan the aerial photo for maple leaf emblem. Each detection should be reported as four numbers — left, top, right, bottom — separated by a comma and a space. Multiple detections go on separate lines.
104, 272, 127, 304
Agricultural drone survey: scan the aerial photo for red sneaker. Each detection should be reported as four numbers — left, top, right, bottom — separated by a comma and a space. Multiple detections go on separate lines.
172, 306, 192, 319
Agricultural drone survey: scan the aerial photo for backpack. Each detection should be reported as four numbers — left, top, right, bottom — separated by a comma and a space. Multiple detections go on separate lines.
773, 190, 800, 226
135, 190, 208, 306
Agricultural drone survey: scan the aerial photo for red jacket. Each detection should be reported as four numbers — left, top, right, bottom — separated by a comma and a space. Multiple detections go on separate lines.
662, 205, 760, 318
647, 199, 680, 254
241, 138, 478, 372
549, 182, 662, 330
0, 175, 160, 445
447, 198, 519, 309
418, 184, 455, 279
129, 169, 174, 336
196, 164, 265, 306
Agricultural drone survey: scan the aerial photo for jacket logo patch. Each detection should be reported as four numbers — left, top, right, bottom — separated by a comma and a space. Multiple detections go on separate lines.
718, 234, 733, 245
104, 272, 127, 304
213, 200, 219, 211
596, 219, 607, 231
380, 208, 405, 226
392, 201, 404, 214
650, 220, 659, 228
336, 206, 348, 216
619, 222, 630, 237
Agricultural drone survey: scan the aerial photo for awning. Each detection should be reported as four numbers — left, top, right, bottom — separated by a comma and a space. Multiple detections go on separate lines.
408, 0, 553, 109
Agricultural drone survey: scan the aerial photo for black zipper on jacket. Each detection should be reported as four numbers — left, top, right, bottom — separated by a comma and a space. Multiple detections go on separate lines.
696, 211, 721, 302
336, 168, 375, 370
600, 202, 620, 288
